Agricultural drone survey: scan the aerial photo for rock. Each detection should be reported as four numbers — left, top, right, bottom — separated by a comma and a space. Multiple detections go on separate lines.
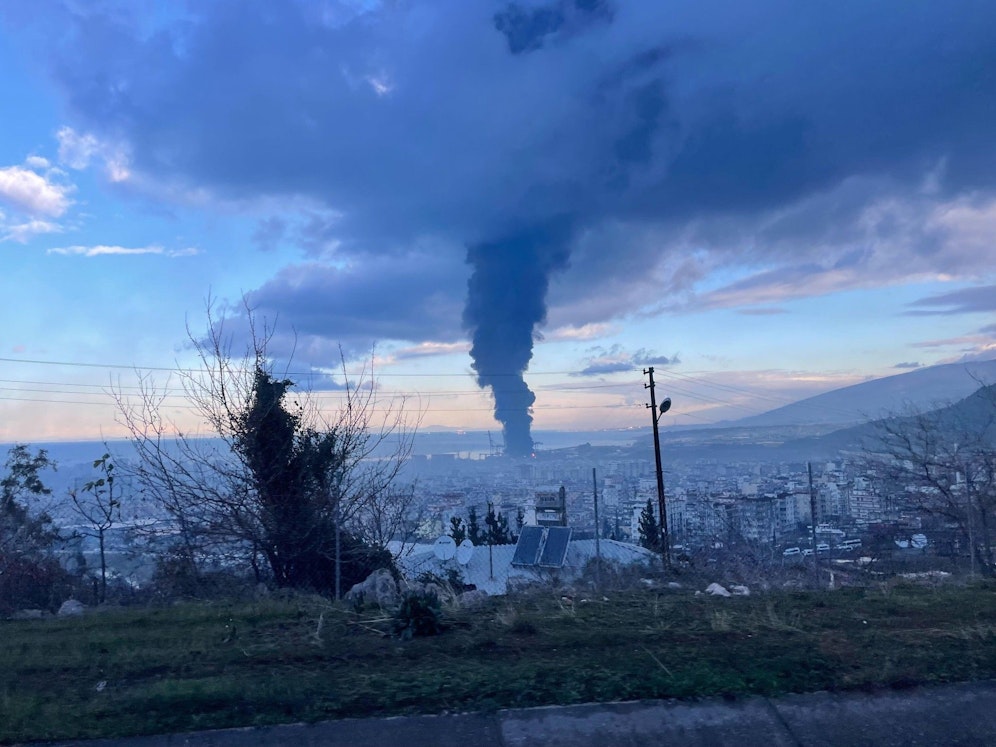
730, 584, 750, 596
13, 609, 45, 620
705, 583, 731, 597
345, 568, 400, 610
456, 589, 489, 610
666, 581, 682, 590
57, 599, 85, 617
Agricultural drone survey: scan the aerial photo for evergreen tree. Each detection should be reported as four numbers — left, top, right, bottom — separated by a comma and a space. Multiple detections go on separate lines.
515, 506, 525, 533
448, 515, 467, 545
484, 503, 498, 544
467, 506, 483, 545
497, 512, 513, 543
638, 498, 660, 552
485, 502, 514, 545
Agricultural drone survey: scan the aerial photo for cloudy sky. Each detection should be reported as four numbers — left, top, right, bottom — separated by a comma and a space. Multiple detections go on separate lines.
1, 0, 994, 445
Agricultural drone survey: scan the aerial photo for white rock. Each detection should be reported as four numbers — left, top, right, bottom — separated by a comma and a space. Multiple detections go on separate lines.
705, 583, 731, 597
345, 568, 400, 609
57, 599, 85, 617
730, 584, 750, 596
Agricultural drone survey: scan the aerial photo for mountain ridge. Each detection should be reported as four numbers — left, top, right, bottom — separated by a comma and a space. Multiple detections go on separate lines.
726, 359, 996, 429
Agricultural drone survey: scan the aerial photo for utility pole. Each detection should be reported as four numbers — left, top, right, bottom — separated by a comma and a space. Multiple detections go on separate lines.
593, 467, 601, 586
808, 462, 819, 587
335, 497, 342, 600
645, 367, 671, 569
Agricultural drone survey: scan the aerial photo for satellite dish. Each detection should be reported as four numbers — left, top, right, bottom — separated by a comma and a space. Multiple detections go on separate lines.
433, 535, 456, 561
659, 397, 672, 415
456, 539, 475, 565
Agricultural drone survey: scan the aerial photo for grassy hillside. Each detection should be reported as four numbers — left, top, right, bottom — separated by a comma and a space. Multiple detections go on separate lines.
2, 580, 996, 743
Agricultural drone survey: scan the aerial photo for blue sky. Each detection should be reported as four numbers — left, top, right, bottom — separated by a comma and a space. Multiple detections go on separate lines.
1, 0, 994, 444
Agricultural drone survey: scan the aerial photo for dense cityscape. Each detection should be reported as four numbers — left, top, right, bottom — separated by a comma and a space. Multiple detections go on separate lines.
403, 446, 931, 560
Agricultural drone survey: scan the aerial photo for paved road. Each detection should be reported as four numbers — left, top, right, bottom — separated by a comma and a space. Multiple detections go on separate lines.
33, 679, 996, 746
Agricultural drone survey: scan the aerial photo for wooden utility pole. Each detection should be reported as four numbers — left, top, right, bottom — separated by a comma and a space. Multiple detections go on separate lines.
808, 462, 819, 586
593, 467, 601, 586
335, 495, 342, 600
645, 367, 671, 569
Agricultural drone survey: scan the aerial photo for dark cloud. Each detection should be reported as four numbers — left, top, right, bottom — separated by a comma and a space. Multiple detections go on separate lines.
906, 285, 996, 315
574, 345, 677, 377
633, 350, 678, 367
578, 361, 632, 376
244, 250, 467, 362
12, 0, 996, 440
252, 217, 287, 253
494, 0, 614, 55
26, 1, 996, 252
893, 361, 922, 369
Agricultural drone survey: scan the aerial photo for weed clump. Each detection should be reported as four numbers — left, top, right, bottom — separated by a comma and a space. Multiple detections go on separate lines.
392, 589, 443, 640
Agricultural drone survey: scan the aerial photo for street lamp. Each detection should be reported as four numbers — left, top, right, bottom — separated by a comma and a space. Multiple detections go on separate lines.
645, 366, 671, 570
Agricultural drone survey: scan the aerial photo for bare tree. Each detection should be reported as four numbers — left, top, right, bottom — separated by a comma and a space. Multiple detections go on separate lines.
113, 300, 419, 595
866, 383, 996, 575
352, 484, 422, 555
68, 451, 121, 603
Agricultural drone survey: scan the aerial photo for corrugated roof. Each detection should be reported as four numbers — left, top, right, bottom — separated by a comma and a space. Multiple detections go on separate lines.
397, 538, 656, 596
566, 539, 657, 567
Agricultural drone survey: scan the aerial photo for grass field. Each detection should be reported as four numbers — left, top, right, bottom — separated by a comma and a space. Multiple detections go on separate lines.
2, 579, 996, 743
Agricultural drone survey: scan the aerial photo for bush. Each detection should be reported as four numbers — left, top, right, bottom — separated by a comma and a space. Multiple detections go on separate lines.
392, 589, 443, 640
148, 550, 257, 602
0, 553, 75, 614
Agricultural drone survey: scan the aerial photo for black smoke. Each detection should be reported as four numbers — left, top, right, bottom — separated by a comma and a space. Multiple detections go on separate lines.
464, 222, 574, 456
494, 0, 615, 55
19, 0, 996, 431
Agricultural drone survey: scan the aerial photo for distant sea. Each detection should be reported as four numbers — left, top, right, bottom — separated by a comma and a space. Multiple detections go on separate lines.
410, 428, 647, 458
2, 427, 649, 471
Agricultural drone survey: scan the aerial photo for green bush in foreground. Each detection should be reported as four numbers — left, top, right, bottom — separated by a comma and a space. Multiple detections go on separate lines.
392, 589, 444, 640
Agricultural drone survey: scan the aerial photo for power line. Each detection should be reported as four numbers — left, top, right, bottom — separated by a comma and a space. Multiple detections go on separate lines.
0, 355, 864, 422
0, 391, 645, 413
0, 355, 580, 378
0, 376, 640, 401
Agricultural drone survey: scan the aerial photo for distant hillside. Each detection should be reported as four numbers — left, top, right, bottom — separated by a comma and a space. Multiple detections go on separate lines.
731, 359, 996, 429
777, 382, 996, 460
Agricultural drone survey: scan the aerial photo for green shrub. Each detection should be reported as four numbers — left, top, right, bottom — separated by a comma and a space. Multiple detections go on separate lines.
392, 589, 443, 640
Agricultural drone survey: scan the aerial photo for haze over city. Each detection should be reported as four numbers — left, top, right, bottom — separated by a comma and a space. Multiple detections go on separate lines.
1, 1, 994, 446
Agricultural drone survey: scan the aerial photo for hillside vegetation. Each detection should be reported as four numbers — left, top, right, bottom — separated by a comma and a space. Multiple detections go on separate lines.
2, 579, 996, 743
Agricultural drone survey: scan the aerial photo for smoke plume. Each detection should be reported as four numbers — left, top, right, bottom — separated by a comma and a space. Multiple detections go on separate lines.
464, 222, 573, 456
